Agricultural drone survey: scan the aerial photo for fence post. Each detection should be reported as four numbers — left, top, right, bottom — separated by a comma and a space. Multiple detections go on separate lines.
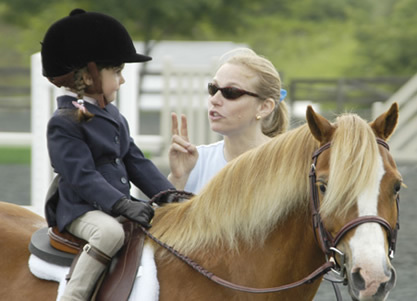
30, 53, 57, 215
118, 63, 140, 135
118, 63, 143, 198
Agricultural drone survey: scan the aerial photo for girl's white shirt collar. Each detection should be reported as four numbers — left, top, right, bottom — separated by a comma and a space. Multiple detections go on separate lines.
64, 91, 98, 106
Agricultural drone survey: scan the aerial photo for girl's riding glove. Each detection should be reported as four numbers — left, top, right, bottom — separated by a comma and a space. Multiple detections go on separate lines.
112, 197, 154, 228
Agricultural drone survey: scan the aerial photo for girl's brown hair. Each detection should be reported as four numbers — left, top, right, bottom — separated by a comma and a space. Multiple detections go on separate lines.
71, 63, 123, 122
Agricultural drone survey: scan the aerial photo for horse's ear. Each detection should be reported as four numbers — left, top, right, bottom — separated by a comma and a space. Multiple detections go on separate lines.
370, 102, 399, 141
306, 105, 334, 144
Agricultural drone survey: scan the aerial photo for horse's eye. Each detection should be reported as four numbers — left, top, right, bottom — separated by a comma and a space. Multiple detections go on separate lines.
319, 184, 327, 194
394, 182, 402, 194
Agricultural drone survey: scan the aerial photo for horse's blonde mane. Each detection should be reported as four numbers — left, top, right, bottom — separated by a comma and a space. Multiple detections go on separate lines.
151, 113, 380, 255
151, 125, 317, 254
320, 113, 380, 218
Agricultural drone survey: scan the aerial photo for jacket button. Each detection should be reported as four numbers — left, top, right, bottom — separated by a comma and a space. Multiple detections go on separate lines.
114, 135, 120, 144
115, 158, 120, 164
120, 177, 127, 184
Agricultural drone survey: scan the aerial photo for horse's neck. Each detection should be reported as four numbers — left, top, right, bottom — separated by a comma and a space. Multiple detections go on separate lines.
227, 210, 324, 278
220, 210, 324, 299
157, 209, 324, 301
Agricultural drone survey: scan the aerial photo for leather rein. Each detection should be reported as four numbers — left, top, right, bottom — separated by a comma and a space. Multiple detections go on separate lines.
140, 222, 334, 294
139, 137, 399, 295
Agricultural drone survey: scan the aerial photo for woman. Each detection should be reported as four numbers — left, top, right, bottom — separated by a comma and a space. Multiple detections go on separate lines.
168, 48, 289, 193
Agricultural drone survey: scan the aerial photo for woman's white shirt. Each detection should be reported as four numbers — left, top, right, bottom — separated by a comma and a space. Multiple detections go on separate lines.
184, 140, 227, 194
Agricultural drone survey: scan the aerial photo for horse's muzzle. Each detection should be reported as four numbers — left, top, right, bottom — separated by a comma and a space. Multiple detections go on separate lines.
348, 265, 396, 301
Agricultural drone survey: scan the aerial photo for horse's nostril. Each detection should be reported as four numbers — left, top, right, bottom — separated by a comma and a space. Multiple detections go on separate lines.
376, 281, 387, 296
351, 269, 366, 291
376, 268, 396, 297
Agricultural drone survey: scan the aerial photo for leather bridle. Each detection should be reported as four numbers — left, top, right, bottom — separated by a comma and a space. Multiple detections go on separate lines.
309, 138, 400, 280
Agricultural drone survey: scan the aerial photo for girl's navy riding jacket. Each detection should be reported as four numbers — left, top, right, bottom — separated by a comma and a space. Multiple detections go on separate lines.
47, 95, 174, 231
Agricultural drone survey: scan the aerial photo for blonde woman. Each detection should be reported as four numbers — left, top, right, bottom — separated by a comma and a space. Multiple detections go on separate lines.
168, 48, 289, 193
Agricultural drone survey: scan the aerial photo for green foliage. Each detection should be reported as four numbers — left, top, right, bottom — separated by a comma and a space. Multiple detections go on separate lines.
237, 16, 359, 80
352, 0, 417, 75
0, 0, 416, 78
0, 1, 91, 65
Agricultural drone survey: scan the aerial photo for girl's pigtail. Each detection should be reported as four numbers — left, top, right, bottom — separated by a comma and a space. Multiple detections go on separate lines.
74, 69, 94, 122
72, 99, 93, 122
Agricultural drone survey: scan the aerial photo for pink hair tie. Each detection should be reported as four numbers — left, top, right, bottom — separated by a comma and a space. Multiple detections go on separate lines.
72, 99, 86, 113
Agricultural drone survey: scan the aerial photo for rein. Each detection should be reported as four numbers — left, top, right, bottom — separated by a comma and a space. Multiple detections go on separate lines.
140, 224, 335, 294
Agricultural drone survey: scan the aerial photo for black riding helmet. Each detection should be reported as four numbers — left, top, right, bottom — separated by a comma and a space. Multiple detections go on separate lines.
41, 8, 151, 91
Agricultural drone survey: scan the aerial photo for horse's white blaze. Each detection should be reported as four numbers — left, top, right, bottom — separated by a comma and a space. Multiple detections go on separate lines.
349, 155, 390, 293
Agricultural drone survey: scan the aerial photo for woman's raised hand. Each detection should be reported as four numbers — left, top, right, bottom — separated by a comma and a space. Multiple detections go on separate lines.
168, 112, 198, 189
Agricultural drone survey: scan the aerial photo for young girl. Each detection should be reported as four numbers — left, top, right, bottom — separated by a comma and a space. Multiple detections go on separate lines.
41, 9, 174, 300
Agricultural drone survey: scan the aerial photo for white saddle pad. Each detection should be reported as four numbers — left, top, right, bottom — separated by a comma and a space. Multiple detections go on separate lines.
28, 243, 159, 301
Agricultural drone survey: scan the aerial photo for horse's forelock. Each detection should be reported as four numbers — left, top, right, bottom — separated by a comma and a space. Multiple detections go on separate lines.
320, 114, 380, 218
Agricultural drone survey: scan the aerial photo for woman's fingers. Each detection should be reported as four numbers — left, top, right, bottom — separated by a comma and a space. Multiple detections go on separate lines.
171, 112, 179, 136
172, 112, 190, 141
171, 135, 191, 151
170, 139, 189, 153
180, 114, 189, 140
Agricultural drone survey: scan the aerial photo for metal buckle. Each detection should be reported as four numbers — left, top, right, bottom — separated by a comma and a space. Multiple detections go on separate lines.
389, 249, 395, 260
324, 269, 345, 283
83, 243, 91, 253
323, 247, 346, 284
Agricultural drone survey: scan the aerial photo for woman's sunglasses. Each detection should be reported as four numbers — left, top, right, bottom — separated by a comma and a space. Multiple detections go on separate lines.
208, 83, 259, 100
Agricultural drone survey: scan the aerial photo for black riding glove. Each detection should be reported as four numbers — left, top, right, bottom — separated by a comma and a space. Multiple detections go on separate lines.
112, 197, 154, 228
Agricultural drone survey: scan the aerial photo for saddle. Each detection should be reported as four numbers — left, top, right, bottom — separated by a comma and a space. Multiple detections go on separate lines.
36, 184, 191, 300
29, 221, 145, 301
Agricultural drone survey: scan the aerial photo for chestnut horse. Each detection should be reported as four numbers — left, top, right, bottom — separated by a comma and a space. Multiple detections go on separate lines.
0, 104, 401, 301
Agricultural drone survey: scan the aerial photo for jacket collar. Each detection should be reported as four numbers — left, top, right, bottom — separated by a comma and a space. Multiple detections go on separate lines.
56, 95, 119, 126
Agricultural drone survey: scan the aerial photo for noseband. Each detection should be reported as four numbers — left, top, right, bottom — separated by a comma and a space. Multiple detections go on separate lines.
309, 138, 400, 278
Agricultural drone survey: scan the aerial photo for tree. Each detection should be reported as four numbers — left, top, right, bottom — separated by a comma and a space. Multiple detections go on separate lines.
89, 0, 257, 56
352, 0, 417, 76
2, 0, 416, 78
1, 0, 258, 63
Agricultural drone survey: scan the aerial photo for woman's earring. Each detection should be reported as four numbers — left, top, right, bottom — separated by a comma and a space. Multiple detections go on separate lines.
256, 115, 262, 120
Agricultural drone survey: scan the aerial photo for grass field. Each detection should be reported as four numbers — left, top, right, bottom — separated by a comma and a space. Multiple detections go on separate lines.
0, 147, 30, 164
0, 147, 154, 164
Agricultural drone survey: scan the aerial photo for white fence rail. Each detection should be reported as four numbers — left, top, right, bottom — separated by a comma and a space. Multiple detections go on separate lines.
373, 74, 417, 162
0, 132, 32, 146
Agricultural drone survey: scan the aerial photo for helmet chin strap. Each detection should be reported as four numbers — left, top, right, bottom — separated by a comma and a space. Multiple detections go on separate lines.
86, 62, 107, 109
